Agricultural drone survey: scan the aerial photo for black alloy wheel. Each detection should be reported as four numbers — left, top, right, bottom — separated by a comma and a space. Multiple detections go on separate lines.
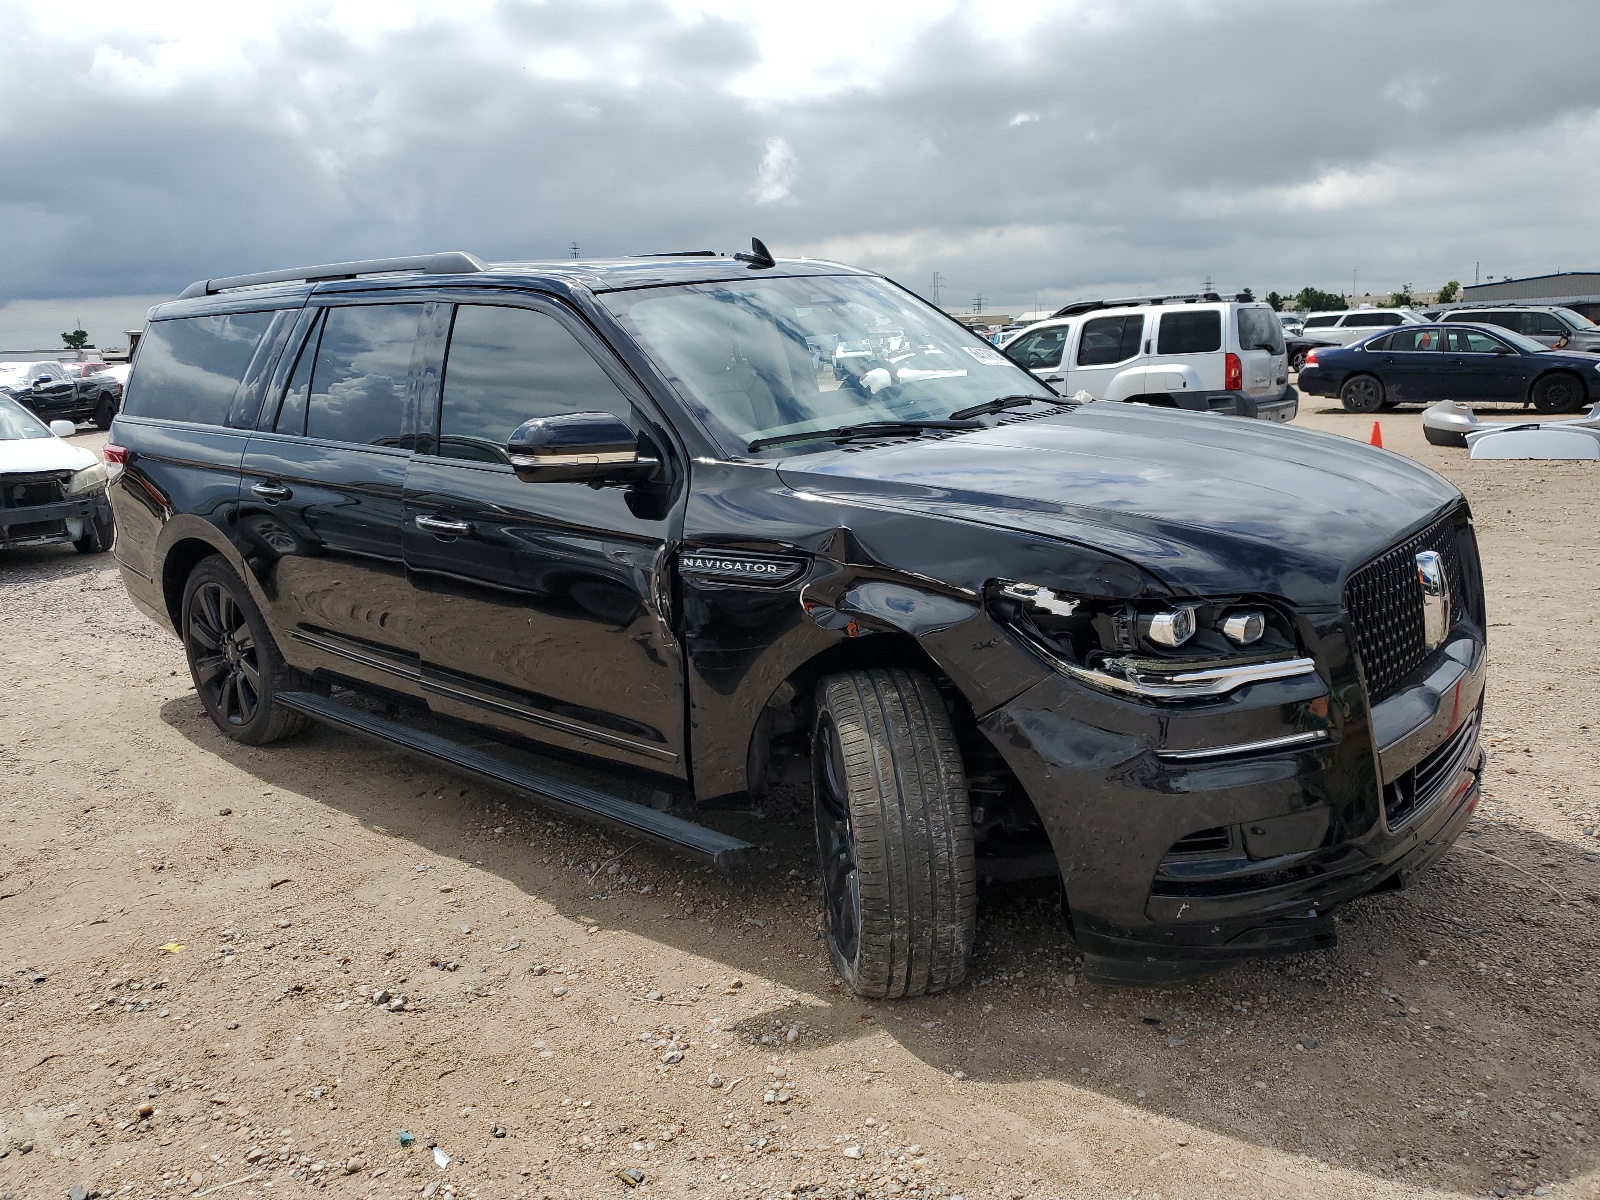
1532, 373, 1585, 415
1339, 374, 1385, 414
181, 558, 310, 745
812, 668, 976, 999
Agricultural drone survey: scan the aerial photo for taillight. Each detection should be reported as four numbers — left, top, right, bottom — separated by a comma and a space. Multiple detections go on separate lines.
1225, 352, 1242, 390
103, 442, 128, 479
1304, 349, 1319, 367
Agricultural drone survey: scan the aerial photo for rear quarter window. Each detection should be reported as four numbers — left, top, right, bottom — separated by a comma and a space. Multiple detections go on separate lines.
1236, 307, 1284, 353
1155, 310, 1221, 355
123, 312, 278, 425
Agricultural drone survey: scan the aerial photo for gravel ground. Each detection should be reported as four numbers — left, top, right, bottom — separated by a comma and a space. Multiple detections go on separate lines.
1, 404, 1597, 1200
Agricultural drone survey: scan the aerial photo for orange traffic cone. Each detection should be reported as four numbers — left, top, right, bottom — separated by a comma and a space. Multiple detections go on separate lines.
1369, 421, 1383, 448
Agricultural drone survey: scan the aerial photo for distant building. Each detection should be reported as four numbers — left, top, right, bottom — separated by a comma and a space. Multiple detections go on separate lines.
1451, 272, 1600, 321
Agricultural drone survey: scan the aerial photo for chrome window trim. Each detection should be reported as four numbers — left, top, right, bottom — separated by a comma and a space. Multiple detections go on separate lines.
1156, 730, 1329, 761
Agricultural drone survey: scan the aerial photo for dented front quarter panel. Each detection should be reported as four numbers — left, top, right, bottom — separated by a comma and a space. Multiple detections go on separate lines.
679, 456, 1175, 802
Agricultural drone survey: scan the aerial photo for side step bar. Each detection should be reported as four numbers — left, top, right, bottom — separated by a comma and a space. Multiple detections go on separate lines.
276, 691, 752, 872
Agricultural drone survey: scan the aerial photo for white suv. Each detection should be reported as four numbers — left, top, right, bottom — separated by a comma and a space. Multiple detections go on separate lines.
1297, 307, 1427, 345
1000, 295, 1296, 421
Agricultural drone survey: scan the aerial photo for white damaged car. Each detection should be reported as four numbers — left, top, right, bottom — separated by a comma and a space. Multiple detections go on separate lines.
0, 396, 115, 554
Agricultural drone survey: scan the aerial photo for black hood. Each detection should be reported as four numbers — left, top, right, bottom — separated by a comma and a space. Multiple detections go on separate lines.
776, 403, 1462, 608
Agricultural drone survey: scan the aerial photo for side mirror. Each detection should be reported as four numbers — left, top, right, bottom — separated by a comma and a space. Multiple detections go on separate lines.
49, 420, 76, 437
507, 411, 658, 485
35, 375, 54, 387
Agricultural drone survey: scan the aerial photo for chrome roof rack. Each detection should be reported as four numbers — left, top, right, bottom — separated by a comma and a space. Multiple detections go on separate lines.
176, 251, 489, 300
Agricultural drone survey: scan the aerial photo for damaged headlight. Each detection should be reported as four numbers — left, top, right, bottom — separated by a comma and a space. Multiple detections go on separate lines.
68, 462, 108, 495
989, 579, 1317, 701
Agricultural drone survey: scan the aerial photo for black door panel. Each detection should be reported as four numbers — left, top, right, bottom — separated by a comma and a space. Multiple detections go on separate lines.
402, 298, 687, 776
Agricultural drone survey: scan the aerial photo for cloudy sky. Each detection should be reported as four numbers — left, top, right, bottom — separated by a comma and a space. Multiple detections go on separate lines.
2, 0, 1598, 346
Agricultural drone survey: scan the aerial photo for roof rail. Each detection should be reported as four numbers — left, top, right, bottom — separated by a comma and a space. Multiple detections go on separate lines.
1050, 291, 1225, 319
175, 251, 489, 301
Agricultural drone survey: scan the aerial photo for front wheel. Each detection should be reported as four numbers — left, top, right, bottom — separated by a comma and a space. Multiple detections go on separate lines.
93, 393, 118, 430
813, 668, 976, 999
1531, 373, 1585, 414
181, 557, 311, 745
1339, 374, 1385, 414
1289, 349, 1308, 373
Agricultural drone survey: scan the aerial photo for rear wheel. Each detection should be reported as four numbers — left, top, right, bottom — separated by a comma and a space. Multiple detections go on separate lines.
1531, 373, 1585, 414
1339, 374, 1385, 414
812, 668, 976, 999
181, 557, 311, 745
1289, 348, 1309, 373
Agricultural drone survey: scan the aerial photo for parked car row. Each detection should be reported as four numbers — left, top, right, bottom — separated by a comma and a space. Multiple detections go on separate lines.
0, 359, 124, 429
101, 246, 1486, 998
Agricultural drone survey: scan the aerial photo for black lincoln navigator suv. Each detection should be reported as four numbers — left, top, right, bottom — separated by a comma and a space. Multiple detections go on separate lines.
107, 247, 1486, 996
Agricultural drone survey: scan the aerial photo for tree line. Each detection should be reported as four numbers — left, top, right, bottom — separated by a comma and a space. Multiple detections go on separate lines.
1262, 282, 1460, 313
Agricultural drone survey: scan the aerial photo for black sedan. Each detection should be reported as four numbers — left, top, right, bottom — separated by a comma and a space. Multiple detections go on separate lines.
1297, 323, 1600, 414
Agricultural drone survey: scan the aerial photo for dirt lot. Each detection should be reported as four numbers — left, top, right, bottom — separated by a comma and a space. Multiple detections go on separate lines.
2, 403, 1598, 1200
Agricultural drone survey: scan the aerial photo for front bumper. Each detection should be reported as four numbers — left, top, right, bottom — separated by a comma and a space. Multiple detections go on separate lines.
978, 608, 1487, 984
0, 486, 110, 549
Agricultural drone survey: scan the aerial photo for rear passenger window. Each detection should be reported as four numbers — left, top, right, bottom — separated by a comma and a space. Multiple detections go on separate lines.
1077, 315, 1142, 366
437, 305, 634, 463
305, 304, 422, 447
122, 312, 277, 426
1388, 329, 1440, 351
1155, 310, 1221, 355
1303, 315, 1338, 329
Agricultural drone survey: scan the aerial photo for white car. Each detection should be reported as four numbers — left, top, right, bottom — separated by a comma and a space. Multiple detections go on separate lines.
1297, 307, 1428, 346
999, 295, 1297, 421
0, 396, 115, 553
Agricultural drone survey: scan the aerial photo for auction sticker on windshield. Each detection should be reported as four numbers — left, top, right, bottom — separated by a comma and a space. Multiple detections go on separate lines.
962, 345, 1010, 366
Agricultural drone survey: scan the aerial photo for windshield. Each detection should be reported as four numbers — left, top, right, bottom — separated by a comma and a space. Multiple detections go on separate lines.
1554, 307, 1598, 330
0, 395, 52, 440
1487, 326, 1560, 354
601, 274, 1053, 454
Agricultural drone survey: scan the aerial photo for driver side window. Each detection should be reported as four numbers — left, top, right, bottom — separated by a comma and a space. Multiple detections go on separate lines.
1444, 328, 1505, 354
1006, 326, 1067, 371
438, 305, 636, 463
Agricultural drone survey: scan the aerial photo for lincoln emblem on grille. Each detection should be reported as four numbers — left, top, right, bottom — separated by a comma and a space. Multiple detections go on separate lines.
1415, 550, 1451, 650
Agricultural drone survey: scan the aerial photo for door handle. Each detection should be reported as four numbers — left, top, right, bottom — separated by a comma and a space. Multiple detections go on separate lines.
1044, 375, 1064, 384
416, 515, 471, 537
251, 482, 292, 502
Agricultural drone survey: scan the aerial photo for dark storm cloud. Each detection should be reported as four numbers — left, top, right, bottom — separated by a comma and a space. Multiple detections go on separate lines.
2, 0, 1596, 307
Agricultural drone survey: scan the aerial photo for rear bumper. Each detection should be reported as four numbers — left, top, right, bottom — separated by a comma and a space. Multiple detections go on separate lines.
1159, 387, 1298, 421
1296, 367, 1332, 397
977, 608, 1487, 985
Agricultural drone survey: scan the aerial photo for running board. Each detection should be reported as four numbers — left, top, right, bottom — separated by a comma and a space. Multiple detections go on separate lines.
275, 691, 752, 871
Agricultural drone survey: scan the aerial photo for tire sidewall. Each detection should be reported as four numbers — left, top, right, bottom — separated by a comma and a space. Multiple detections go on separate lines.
1532, 373, 1583, 414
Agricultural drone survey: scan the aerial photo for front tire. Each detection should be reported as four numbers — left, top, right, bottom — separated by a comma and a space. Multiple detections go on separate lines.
1531, 373, 1585, 414
812, 668, 976, 999
93, 393, 118, 430
181, 558, 310, 745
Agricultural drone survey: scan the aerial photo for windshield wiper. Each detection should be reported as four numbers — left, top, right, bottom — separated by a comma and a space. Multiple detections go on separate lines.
948, 394, 1055, 421
747, 419, 980, 453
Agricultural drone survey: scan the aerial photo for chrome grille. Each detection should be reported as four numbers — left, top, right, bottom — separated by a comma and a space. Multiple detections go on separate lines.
1343, 512, 1463, 703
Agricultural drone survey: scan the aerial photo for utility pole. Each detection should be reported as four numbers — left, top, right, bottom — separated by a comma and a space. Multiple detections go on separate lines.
1474, 262, 1480, 285
1203, 275, 1213, 294
972, 294, 985, 315
570, 242, 580, 259
931, 271, 942, 307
